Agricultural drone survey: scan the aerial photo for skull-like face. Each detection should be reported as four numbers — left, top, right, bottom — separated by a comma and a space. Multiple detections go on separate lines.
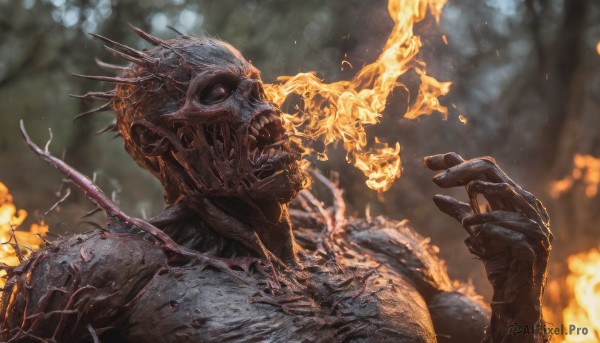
114, 37, 306, 204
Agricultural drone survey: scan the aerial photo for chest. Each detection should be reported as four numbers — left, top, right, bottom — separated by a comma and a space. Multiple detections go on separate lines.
123, 257, 437, 343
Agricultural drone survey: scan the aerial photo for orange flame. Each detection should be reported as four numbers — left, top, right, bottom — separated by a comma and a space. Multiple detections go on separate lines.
0, 182, 48, 288
264, 0, 451, 192
551, 154, 600, 198
562, 248, 600, 342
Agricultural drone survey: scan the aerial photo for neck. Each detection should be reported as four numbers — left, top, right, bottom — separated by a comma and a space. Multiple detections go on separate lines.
210, 197, 298, 265
160, 169, 298, 265
247, 199, 298, 264
171, 193, 298, 265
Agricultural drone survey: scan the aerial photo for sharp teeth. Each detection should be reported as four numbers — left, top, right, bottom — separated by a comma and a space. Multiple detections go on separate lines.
267, 113, 277, 122
259, 116, 269, 125
252, 122, 261, 130
248, 135, 257, 143
258, 154, 267, 164
268, 148, 276, 157
250, 126, 259, 136
267, 140, 286, 148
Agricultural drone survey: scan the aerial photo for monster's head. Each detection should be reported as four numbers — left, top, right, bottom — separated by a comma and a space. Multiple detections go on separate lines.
81, 28, 306, 207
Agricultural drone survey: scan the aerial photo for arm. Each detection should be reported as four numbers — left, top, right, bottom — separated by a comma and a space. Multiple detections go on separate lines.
343, 218, 491, 343
425, 152, 552, 343
291, 172, 492, 342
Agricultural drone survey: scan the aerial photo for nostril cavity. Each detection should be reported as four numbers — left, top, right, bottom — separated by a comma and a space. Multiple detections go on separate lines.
250, 82, 263, 101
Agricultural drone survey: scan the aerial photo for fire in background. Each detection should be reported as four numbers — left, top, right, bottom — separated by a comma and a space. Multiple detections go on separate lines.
545, 247, 600, 343
545, 153, 600, 342
562, 248, 600, 342
552, 154, 600, 198
0, 2, 598, 341
0, 182, 48, 288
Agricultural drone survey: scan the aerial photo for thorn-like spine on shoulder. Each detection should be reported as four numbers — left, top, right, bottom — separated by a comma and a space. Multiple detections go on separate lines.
19, 120, 262, 283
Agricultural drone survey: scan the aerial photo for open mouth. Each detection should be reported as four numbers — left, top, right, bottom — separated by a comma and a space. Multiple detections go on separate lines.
167, 110, 297, 193
247, 111, 290, 179
172, 121, 234, 160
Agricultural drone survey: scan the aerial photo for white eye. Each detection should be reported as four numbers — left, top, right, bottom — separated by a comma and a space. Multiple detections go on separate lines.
200, 83, 230, 104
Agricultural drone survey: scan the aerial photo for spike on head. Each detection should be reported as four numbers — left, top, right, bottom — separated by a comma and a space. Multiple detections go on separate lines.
69, 91, 115, 102
81, 30, 306, 207
90, 33, 149, 59
166, 25, 186, 36
102, 45, 157, 67
73, 102, 112, 122
95, 120, 118, 135
72, 73, 152, 85
95, 58, 131, 71
128, 24, 167, 46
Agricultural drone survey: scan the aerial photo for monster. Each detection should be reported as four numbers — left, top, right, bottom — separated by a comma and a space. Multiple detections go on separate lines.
0, 27, 552, 343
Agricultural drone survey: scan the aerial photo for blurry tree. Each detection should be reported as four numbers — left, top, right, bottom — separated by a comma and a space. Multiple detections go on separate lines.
0, 0, 352, 227
0, 0, 599, 303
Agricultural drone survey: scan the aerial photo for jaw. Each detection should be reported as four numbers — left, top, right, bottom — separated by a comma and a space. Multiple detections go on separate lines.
162, 109, 305, 204
244, 110, 305, 202
148, 113, 303, 265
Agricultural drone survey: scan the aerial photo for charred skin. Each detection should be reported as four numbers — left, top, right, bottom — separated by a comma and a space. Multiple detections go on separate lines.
109, 34, 307, 264
425, 152, 553, 343
115, 36, 306, 206
1, 208, 488, 343
0, 28, 551, 343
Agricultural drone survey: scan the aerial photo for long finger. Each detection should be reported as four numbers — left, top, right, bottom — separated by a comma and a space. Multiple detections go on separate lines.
433, 157, 517, 189
424, 152, 465, 171
465, 180, 510, 212
433, 195, 475, 236
465, 181, 553, 245
462, 211, 551, 247
465, 181, 542, 223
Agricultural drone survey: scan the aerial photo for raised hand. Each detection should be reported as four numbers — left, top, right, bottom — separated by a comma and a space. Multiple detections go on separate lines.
425, 152, 552, 343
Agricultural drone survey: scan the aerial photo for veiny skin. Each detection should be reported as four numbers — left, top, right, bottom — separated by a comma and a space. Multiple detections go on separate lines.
0, 29, 551, 343
2, 211, 489, 343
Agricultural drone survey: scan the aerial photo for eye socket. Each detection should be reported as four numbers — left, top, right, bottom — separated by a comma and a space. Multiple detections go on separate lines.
199, 83, 231, 105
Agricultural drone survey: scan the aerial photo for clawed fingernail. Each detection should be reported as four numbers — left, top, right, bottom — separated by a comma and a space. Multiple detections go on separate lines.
433, 172, 445, 181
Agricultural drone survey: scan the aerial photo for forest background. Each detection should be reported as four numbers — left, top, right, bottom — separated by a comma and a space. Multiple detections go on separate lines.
1, 0, 599, 304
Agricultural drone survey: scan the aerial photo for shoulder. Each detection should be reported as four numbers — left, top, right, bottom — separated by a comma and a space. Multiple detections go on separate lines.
28, 229, 168, 286
3, 229, 168, 342
341, 217, 490, 342
341, 216, 453, 299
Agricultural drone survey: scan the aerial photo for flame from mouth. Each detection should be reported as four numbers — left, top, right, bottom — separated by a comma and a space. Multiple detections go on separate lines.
264, 0, 451, 192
